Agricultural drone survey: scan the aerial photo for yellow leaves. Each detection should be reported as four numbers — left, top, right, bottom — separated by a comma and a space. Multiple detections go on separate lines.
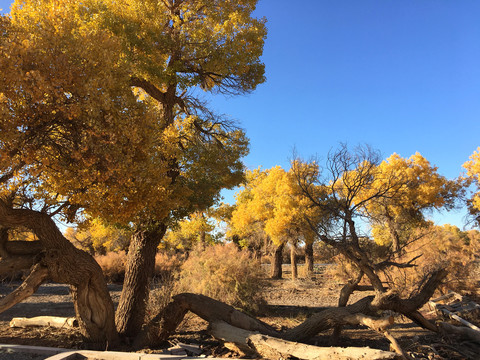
464, 147, 480, 216
229, 166, 312, 246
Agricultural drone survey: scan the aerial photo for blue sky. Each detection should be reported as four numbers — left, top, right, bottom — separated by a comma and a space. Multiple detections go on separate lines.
1, 1, 479, 228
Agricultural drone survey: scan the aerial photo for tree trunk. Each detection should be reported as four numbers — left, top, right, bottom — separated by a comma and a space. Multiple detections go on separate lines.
271, 242, 284, 279
290, 243, 297, 280
304, 242, 314, 278
385, 216, 401, 254
0, 201, 118, 347
115, 224, 167, 338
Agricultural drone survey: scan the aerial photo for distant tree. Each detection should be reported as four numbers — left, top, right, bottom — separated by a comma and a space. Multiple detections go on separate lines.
464, 147, 480, 225
162, 211, 218, 251
363, 153, 460, 256
65, 220, 131, 255
228, 166, 317, 279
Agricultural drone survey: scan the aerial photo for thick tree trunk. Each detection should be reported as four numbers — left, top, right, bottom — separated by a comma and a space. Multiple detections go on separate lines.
115, 224, 167, 338
304, 242, 314, 278
0, 201, 118, 347
271, 242, 284, 279
290, 243, 297, 280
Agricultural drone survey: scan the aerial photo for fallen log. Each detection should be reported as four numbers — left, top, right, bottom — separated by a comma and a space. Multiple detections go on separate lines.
10, 316, 77, 328
210, 321, 403, 360
440, 322, 480, 343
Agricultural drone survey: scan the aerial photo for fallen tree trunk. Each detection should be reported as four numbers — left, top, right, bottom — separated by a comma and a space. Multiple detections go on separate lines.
439, 322, 480, 343
139, 293, 279, 347
210, 321, 403, 360
10, 316, 77, 328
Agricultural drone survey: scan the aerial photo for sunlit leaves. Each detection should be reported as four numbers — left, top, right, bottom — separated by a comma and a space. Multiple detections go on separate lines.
228, 166, 315, 247
1, 0, 260, 227
464, 147, 480, 223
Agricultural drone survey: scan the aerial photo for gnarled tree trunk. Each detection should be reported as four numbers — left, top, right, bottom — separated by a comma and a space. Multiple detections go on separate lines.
115, 224, 167, 338
0, 200, 118, 347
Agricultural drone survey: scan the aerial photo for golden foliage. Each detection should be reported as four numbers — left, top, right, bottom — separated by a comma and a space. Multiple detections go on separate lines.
228, 166, 316, 248
464, 147, 480, 222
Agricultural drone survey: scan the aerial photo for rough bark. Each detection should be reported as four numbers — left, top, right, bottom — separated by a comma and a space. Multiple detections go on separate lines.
386, 215, 401, 256
290, 243, 297, 280
271, 242, 284, 279
115, 224, 167, 338
0, 255, 36, 275
304, 241, 314, 278
0, 201, 118, 347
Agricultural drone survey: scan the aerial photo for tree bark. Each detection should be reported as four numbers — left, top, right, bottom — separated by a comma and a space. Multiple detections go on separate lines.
115, 224, 167, 338
271, 242, 284, 279
332, 271, 364, 344
290, 242, 297, 280
304, 241, 314, 278
386, 215, 401, 256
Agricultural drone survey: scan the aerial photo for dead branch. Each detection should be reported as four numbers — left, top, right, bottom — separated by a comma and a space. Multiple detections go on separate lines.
140, 292, 279, 348
0, 263, 49, 313
439, 322, 480, 343
10, 316, 77, 328
210, 321, 402, 360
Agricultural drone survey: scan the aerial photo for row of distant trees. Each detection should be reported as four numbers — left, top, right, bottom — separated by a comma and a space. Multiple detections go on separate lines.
67, 146, 480, 288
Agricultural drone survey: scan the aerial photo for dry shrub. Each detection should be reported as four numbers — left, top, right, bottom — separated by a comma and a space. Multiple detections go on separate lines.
95, 251, 127, 283
177, 243, 266, 313
154, 251, 184, 278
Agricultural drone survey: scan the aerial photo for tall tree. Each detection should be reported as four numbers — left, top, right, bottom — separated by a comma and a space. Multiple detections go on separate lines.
0, 0, 265, 345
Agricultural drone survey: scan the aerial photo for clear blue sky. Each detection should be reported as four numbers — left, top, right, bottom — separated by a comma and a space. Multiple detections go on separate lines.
1, 1, 479, 228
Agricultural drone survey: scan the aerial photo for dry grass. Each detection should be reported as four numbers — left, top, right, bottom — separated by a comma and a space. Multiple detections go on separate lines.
176, 243, 266, 313
95, 251, 127, 283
